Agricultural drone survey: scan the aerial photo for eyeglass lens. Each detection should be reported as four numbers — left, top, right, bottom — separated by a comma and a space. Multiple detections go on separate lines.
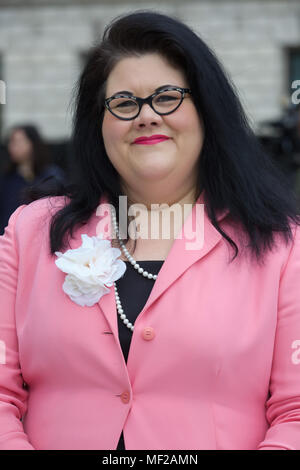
108, 89, 183, 118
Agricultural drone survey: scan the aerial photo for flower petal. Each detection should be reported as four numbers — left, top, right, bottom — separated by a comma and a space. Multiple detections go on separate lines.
55, 232, 126, 308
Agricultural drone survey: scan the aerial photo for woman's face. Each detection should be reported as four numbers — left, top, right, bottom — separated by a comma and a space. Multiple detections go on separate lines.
102, 53, 205, 203
8, 129, 33, 164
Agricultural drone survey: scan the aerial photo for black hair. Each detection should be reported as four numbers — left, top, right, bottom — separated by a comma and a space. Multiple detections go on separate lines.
23, 9, 300, 263
4, 124, 51, 178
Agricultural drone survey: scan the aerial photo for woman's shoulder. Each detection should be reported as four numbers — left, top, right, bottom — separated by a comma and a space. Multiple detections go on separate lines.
260, 221, 300, 273
220, 212, 300, 270
13, 195, 69, 235
0, 196, 70, 258
19, 194, 68, 214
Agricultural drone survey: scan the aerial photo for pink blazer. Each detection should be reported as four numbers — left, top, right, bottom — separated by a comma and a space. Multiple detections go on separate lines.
0, 193, 300, 450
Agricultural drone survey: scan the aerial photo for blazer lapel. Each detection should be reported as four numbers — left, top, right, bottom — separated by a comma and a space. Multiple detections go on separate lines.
85, 192, 229, 336
135, 195, 229, 319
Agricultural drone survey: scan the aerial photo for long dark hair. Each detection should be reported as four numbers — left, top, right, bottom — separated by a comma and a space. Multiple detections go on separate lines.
24, 10, 300, 263
4, 124, 51, 178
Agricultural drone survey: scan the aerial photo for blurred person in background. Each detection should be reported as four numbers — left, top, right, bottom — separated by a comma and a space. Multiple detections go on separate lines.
0, 124, 65, 234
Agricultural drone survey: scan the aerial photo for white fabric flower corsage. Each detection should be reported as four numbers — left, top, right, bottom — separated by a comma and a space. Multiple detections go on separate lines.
55, 234, 126, 307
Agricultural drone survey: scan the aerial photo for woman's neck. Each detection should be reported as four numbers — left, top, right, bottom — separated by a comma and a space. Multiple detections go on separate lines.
124, 186, 199, 210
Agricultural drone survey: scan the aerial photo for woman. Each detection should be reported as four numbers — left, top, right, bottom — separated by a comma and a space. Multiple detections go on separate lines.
0, 124, 65, 234
0, 10, 300, 450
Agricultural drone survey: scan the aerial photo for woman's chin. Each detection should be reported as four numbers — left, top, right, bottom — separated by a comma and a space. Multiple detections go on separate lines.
134, 166, 173, 181
130, 156, 174, 179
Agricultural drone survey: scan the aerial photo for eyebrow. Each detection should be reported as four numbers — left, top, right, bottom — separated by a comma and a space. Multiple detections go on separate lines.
111, 84, 176, 96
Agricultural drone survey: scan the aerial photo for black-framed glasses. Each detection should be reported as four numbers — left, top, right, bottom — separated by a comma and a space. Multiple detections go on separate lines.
104, 86, 192, 120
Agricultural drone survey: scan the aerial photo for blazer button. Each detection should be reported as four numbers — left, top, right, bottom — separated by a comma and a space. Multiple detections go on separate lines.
121, 391, 130, 404
142, 327, 155, 341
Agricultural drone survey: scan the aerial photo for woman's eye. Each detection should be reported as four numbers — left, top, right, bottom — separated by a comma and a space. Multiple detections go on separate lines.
116, 100, 136, 108
156, 94, 177, 102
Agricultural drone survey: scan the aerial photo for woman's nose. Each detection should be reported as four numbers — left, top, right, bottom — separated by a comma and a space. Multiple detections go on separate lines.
133, 103, 163, 128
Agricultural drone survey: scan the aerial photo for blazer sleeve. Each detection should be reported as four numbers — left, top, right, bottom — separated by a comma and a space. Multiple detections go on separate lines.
0, 205, 35, 449
257, 224, 300, 450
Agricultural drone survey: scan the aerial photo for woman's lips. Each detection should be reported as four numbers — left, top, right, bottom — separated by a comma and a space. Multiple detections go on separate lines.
133, 137, 170, 145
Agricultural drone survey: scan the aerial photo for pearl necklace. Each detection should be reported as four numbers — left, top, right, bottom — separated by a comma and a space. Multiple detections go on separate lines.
111, 210, 158, 332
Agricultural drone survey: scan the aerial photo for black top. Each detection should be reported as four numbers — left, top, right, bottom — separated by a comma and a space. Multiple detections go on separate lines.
115, 260, 164, 450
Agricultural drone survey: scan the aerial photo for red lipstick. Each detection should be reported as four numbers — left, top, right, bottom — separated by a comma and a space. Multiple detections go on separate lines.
133, 134, 170, 145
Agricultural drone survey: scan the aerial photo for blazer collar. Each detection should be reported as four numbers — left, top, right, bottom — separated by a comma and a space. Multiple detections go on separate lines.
84, 191, 230, 338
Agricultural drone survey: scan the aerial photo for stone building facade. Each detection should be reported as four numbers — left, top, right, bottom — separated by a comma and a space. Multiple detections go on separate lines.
0, 0, 299, 140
